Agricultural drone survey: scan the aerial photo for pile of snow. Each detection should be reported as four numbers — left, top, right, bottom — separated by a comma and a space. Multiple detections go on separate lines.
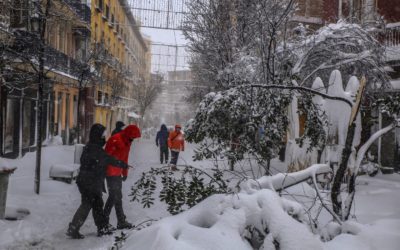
44, 135, 64, 146
123, 165, 332, 250
123, 190, 323, 250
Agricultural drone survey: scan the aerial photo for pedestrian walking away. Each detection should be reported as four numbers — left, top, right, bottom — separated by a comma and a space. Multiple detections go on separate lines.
104, 124, 141, 230
112, 121, 125, 136
156, 124, 170, 164
168, 124, 185, 171
66, 124, 131, 239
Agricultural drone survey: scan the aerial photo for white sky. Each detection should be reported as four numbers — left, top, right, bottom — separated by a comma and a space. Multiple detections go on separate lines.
141, 28, 187, 46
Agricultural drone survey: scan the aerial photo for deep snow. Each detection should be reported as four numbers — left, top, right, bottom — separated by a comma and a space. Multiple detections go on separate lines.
0, 139, 400, 250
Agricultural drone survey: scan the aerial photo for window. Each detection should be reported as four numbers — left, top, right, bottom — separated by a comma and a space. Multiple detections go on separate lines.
111, 14, 114, 24
94, 23, 98, 40
73, 95, 78, 128
98, 0, 103, 10
22, 100, 35, 148
105, 5, 110, 19
98, 91, 102, 104
104, 93, 109, 104
4, 99, 17, 154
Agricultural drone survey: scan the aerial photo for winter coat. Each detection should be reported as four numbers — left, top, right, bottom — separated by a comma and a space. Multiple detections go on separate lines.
112, 121, 125, 136
156, 124, 169, 148
76, 124, 128, 194
105, 124, 141, 177
168, 130, 185, 152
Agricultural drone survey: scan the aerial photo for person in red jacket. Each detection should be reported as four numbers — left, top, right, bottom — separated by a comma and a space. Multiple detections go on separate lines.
104, 124, 141, 229
168, 124, 185, 171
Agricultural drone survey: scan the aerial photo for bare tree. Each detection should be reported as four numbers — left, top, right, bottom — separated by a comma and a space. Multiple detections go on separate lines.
133, 74, 163, 125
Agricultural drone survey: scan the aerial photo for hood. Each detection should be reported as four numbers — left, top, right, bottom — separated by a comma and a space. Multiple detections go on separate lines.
175, 124, 182, 129
122, 124, 141, 140
115, 121, 125, 130
89, 123, 106, 146
160, 124, 167, 132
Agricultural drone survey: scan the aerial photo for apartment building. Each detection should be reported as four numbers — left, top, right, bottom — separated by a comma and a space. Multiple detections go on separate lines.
91, 0, 151, 132
0, 0, 90, 158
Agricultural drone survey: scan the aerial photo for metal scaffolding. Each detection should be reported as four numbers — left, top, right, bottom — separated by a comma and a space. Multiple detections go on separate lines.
127, 0, 189, 30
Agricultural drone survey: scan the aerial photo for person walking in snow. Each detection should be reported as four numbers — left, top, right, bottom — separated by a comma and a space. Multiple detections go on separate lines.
67, 124, 131, 239
112, 121, 125, 136
156, 124, 170, 164
168, 124, 185, 171
104, 124, 141, 229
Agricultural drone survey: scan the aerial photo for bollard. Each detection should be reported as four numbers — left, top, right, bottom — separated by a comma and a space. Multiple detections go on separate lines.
0, 167, 17, 220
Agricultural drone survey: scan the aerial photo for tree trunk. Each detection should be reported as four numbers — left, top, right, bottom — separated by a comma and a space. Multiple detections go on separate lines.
34, 0, 51, 195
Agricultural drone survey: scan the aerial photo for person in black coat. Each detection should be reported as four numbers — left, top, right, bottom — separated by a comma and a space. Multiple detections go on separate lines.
111, 121, 125, 136
67, 124, 130, 239
156, 124, 169, 164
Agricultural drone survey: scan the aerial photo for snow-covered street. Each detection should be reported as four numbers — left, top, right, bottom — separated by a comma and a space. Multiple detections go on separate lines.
0, 139, 207, 250
1, 140, 400, 249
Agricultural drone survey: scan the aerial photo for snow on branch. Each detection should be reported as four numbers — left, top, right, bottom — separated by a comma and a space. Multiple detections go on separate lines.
240, 164, 332, 193
236, 84, 353, 107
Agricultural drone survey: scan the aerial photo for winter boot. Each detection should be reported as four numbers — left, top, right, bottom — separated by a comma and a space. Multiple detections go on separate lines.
97, 226, 113, 237
66, 224, 85, 239
117, 221, 134, 230
170, 165, 178, 171
106, 223, 117, 231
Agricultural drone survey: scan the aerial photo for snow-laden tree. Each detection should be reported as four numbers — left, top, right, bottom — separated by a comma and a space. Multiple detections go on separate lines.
291, 21, 388, 88
184, 1, 389, 172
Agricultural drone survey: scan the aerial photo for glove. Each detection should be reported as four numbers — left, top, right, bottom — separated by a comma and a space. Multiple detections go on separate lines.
122, 176, 127, 182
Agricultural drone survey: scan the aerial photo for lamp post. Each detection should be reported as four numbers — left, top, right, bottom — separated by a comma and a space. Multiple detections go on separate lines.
32, 0, 51, 195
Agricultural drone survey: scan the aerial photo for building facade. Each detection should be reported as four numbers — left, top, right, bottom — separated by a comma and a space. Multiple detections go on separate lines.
0, 0, 90, 158
91, 0, 151, 133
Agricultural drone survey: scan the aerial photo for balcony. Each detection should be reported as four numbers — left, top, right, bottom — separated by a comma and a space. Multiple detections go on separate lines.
64, 0, 91, 23
12, 30, 88, 80
384, 24, 400, 62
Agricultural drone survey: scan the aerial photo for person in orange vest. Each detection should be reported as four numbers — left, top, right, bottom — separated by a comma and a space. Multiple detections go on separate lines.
168, 124, 185, 171
104, 124, 141, 229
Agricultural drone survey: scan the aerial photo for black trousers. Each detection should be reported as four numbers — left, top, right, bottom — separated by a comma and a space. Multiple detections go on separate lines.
160, 145, 169, 164
70, 185, 107, 231
104, 176, 126, 224
170, 151, 180, 165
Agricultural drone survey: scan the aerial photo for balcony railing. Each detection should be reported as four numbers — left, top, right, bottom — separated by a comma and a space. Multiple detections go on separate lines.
384, 25, 400, 47
12, 30, 88, 80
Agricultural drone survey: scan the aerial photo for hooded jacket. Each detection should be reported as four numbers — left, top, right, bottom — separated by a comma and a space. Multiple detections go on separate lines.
168, 125, 185, 152
77, 124, 128, 193
112, 121, 125, 136
156, 124, 169, 148
105, 124, 141, 177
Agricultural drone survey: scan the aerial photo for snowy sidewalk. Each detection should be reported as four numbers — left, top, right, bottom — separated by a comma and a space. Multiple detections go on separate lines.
0, 139, 207, 250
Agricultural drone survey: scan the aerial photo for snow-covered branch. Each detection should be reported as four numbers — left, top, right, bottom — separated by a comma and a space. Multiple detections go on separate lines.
240, 164, 332, 193
237, 84, 353, 107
